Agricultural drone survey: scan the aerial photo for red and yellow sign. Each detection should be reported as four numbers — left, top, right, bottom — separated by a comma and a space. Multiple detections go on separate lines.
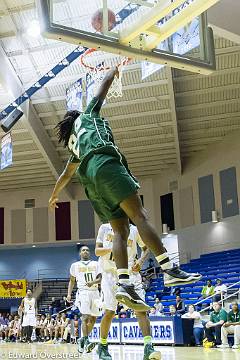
0, 279, 27, 298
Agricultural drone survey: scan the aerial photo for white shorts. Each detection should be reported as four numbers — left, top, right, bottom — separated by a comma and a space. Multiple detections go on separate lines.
75, 289, 102, 317
101, 272, 145, 312
22, 314, 36, 327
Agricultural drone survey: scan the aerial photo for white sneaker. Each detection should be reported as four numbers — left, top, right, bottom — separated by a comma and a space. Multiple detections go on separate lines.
217, 344, 230, 349
232, 345, 240, 349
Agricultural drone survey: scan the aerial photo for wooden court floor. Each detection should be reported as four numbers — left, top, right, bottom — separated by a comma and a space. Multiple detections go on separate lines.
0, 343, 239, 359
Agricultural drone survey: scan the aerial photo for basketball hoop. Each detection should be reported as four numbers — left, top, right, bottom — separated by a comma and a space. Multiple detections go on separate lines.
80, 48, 131, 99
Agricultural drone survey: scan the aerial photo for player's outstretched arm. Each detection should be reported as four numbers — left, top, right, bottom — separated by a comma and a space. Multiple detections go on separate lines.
49, 162, 79, 210
67, 275, 75, 303
95, 67, 119, 102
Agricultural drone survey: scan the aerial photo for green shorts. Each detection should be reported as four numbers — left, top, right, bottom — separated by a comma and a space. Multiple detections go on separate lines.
79, 155, 140, 223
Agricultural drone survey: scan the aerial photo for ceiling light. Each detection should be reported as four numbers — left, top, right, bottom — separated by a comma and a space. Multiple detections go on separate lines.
212, 210, 219, 223
162, 224, 168, 235
27, 20, 41, 38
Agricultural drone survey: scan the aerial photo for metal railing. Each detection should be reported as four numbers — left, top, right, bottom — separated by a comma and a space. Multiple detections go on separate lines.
0, 271, 26, 280
37, 268, 69, 281
194, 280, 240, 313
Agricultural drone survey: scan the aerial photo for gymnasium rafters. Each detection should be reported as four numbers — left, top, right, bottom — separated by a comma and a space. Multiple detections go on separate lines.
0, 0, 240, 192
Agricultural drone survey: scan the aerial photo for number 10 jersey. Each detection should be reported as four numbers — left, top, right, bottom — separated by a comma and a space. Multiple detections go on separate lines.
70, 260, 99, 291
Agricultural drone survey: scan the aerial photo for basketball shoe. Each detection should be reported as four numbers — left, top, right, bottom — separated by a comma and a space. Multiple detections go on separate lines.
97, 343, 112, 360
116, 283, 150, 312
164, 267, 202, 287
144, 343, 161, 360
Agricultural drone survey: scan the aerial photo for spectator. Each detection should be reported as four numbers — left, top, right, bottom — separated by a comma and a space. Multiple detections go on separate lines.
154, 298, 164, 315
116, 303, 124, 315
182, 305, 204, 346
59, 296, 67, 311
49, 297, 58, 315
176, 296, 185, 315
213, 279, 227, 302
201, 280, 215, 299
35, 315, 43, 341
171, 287, 181, 296
197, 280, 215, 310
119, 308, 127, 319
204, 302, 227, 347
169, 305, 177, 316
149, 307, 157, 317
218, 302, 240, 349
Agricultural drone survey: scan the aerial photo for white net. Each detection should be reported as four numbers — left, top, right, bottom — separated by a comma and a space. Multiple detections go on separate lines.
80, 49, 130, 99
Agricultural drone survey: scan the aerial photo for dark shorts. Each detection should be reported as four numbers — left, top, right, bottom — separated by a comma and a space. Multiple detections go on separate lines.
79, 155, 140, 223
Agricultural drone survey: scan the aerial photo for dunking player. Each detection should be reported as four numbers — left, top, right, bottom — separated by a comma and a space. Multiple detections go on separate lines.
19, 289, 37, 343
96, 222, 161, 360
67, 246, 101, 353
49, 67, 201, 311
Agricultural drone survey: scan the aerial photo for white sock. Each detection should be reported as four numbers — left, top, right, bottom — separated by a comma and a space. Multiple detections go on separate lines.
156, 253, 171, 270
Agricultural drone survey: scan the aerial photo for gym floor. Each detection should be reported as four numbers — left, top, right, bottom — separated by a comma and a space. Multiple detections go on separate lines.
0, 343, 239, 359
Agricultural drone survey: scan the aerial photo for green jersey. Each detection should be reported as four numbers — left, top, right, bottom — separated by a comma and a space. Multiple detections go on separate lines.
68, 96, 125, 173
210, 308, 227, 323
227, 310, 240, 323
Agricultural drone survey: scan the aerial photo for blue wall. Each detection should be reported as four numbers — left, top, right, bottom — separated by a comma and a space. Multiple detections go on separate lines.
0, 244, 96, 281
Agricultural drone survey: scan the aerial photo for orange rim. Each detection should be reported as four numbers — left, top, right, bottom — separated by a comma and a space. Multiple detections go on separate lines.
80, 48, 131, 72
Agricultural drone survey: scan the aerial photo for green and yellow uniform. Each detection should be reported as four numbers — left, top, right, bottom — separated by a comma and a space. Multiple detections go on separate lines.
210, 308, 227, 323
68, 96, 139, 222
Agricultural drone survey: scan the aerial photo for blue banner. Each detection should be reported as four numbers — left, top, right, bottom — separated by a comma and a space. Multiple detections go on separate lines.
1, 133, 13, 170
121, 319, 175, 344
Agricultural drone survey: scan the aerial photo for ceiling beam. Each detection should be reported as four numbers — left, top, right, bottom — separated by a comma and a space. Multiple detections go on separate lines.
0, 45, 74, 199
166, 67, 182, 174
0, 164, 50, 174
31, 79, 169, 104
176, 98, 240, 112
38, 95, 170, 118
175, 83, 240, 98
174, 64, 240, 83
0, 181, 56, 191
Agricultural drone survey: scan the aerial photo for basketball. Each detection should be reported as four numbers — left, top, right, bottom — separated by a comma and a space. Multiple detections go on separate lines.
91, 8, 116, 33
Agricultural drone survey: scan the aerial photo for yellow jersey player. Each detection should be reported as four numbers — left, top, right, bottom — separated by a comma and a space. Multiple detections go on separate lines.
96, 223, 161, 360
67, 246, 101, 353
19, 289, 37, 343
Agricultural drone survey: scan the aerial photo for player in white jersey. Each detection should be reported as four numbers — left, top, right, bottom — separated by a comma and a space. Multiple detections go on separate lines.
67, 246, 102, 354
96, 223, 161, 360
19, 289, 37, 343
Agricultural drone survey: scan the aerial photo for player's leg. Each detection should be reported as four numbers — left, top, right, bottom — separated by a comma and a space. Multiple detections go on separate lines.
135, 311, 161, 360
84, 315, 97, 353
81, 315, 89, 337
120, 193, 201, 286
97, 272, 118, 360
97, 310, 115, 360
110, 217, 150, 311
78, 314, 92, 353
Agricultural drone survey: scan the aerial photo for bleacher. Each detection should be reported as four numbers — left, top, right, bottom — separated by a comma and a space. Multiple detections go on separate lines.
146, 248, 240, 312
38, 279, 76, 313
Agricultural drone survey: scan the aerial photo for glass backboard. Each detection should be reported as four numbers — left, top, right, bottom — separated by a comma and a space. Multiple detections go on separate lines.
37, 0, 219, 74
